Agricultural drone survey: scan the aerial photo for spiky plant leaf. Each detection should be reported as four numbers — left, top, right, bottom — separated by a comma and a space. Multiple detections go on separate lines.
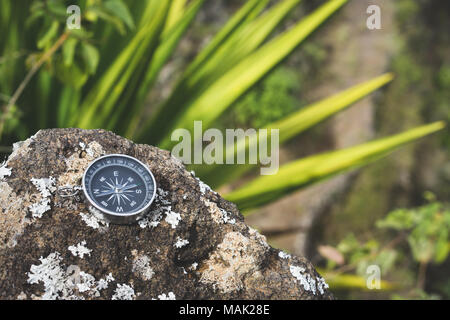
317, 270, 396, 291
225, 122, 445, 211
194, 73, 395, 187
75, 0, 171, 129
125, 0, 205, 137
139, 0, 348, 146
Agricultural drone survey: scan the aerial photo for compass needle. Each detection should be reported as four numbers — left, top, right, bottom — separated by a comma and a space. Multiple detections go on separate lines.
105, 181, 115, 189
122, 194, 132, 202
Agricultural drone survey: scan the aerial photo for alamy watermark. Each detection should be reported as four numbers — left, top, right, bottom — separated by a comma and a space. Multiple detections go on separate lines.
366, 4, 381, 30
66, 5, 81, 30
366, 265, 381, 289
171, 121, 279, 175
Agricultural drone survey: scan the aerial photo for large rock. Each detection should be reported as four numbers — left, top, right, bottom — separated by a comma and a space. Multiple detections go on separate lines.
0, 128, 332, 300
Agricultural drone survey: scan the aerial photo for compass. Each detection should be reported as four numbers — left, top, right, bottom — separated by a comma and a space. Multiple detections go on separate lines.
81, 154, 156, 224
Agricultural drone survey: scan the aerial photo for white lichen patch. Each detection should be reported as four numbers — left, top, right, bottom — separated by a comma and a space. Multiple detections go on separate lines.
220, 208, 236, 224
316, 277, 329, 295
112, 284, 135, 300
174, 237, 189, 248
28, 200, 51, 219
0, 181, 33, 248
165, 211, 181, 229
28, 177, 56, 219
27, 252, 67, 300
31, 177, 56, 198
190, 262, 198, 271
16, 292, 27, 300
131, 251, 154, 281
79, 212, 109, 230
139, 188, 180, 229
138, 217, 160, 229
97, 273, 115, 291
68, 241, 92, 259
200, 232, 266, 293
26, 252, 113, 300
203, 199, 235, 225
278, 251, 291, 260
157, 292, 176, 300
0, 161, 11, 180
76, 271, 96, 293
289, 265, 329, 296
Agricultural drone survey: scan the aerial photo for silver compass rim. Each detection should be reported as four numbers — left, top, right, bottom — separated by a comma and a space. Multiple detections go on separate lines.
81, 153, 157, 220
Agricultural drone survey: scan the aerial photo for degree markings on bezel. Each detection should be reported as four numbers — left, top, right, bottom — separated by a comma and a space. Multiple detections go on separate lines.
83, 154, 156, 217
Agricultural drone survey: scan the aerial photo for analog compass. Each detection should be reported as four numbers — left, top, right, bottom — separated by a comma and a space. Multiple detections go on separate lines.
82, 154, 156, 224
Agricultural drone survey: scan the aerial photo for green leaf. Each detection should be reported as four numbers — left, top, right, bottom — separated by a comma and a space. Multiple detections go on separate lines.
37, 21, 59, 49
225, 122, 445, 211
185, 0, 269, 75
80, 42, 99, 75
55, 58, 88, 89
318, 269, 396, 291
126, 0, 205, 137
165, 0, 187, 31
87, 7, 126, 35
195, 73, 394, 187
46, 0, 68, 20
434, 233, 449, 263
137, 0, 271, 143
57, 86, 80, 127
155, 0, 348, 148
62, 37, 78, 66
188, 0, 303, 90
104, 0, 135, 30
75, 1, 171, 129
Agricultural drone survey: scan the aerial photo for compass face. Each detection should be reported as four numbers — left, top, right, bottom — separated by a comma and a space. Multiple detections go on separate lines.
82, 154, 156, 217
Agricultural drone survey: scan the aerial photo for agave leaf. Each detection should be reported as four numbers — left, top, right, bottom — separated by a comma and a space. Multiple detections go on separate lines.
164, 0, 302, 118
187, 0, 303, 91
317, 269, 396, 291
138, 0, 271, 143
195, 73, 395, 187
165, 0, 187, 32
185, 0, 268, 75
126, 0, 205, 137
75, 0, 170, 129
154, 0, 348, 148
138, 0, 164, 28
225, 122, 445, 211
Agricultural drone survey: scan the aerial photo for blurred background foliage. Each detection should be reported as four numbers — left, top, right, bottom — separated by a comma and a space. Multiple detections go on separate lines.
0, 0, 448, 299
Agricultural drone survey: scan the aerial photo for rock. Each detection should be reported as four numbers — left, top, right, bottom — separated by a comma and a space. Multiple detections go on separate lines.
0, 128, 332, 300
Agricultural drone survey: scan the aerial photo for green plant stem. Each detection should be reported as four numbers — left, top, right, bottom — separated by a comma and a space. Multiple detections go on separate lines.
417, 261, 428, 290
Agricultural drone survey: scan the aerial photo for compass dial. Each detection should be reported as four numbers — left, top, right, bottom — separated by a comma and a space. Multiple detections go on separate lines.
82, 154, 156, 218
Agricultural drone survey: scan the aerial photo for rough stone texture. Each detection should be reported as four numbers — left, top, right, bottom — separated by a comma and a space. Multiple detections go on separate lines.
0, 128, 332, 300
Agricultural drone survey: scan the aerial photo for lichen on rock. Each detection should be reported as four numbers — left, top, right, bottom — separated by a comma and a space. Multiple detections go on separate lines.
0, 129, 332, 300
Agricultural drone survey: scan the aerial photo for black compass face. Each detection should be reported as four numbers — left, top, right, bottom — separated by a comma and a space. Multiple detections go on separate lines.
83, 155, 156, 216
